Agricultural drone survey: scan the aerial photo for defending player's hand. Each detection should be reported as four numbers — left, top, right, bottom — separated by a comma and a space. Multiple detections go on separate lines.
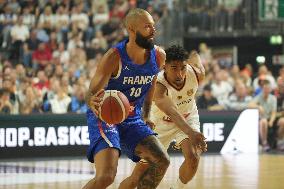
89, 89, 105, 116
189, 131, 207, 153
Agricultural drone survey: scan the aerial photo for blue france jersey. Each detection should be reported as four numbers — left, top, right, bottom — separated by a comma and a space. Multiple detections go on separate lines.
106, 39, 160, 118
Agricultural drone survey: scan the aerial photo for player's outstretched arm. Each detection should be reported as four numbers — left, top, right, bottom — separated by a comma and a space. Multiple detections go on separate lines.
86, 48, 119, 115
188, 51, 205, 83
154, 82, 207, 152
154, 82, 195, 134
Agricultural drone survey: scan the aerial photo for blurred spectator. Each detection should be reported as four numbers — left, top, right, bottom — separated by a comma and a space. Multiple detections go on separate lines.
67, 84, 87, 113
225, 81, 252, 110
249, 80, 277, 152
252, 64, 277, 94
38, 6, 55, 33
52, 42, 70, 65
92, 4, 109, 32
19, 86, 41, 114
197, 84, 224, 110
0, 4, 17, 48
0, 88, 12, 114
86, 38, 105, 60
43, 79, 71, 114
2, 77, 19, 114
211, 69, 233, 105
274, 68, 284, 151
67, 32, 84, 50
22, 6, 36, 29
10, 15, 30, 60
47, 31, 58, 52
32, 42, 52, 70
109, 0, 129, 20
93, 30, 108, 50
70, 4, 92, 42
55, 5, 70, 44
101, 17, 120, 45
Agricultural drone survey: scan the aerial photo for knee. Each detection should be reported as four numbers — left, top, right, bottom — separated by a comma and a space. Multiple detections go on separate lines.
160, 153, 170, 168
150, 153, 170, 170
278, 118, 284, 127
260, 119, 268, 128
95, 172, 116, 187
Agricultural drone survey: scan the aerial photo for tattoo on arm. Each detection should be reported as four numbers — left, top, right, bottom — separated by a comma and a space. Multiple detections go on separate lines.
135, 137, 169, 189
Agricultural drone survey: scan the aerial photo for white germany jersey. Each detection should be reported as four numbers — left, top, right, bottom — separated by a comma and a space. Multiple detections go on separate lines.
151, 64, 199, 123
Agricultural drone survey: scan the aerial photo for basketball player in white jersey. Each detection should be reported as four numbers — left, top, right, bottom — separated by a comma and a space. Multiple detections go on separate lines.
119, 45, 207, 189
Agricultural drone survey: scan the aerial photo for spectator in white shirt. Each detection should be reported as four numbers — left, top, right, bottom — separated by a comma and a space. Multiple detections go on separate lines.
55, 5, 70, 43
211, 69, 233, 106
38, 6, 56, 32
22, 6, 36, 29
93, 4, 109, 32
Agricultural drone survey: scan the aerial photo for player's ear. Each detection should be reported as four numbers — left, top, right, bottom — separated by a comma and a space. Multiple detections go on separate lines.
127, 25, 136, 34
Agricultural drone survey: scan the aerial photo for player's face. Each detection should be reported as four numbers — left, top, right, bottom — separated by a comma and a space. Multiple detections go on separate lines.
165, 61, 187, 87
135, 14, 155, 49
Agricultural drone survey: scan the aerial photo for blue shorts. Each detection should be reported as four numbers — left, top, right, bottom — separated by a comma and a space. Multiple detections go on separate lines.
86, 109, 156, 163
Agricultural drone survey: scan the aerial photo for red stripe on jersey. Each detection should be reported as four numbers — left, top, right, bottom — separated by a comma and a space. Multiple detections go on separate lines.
155, 49, 161, 69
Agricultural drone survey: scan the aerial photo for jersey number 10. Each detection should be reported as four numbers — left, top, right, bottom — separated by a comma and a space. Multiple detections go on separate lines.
130, 87, 142, 97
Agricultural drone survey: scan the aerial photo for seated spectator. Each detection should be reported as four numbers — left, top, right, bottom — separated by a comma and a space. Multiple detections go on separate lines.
32, 42, 52, 70
0, 88, 12, 114
10, 15, 30, 60
2, 76, 19, 114
32, 70, 49, 96
19, 86, 41, 114
211, 69, 233, 105
274, 76, 284, 151
225, 81, 252, 110
43, 81, 71, 114
67, 85, 87, 113
249, 80, 277, 152
93, 5, 109, 32
197, 84, 224, 110
253, 64, 277, 92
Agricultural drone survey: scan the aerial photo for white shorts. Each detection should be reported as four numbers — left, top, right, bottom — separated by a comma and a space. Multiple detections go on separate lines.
154, 115, 200, 150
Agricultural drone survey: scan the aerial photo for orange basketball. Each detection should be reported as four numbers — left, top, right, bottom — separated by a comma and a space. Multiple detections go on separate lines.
99, 90, 130, 125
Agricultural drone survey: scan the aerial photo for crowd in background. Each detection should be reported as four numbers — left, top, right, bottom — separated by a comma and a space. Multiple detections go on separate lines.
183, 0, 256, 32
0, 0, 283, 150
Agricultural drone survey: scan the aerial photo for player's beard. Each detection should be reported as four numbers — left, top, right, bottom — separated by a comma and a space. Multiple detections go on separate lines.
135, 31, 154, 50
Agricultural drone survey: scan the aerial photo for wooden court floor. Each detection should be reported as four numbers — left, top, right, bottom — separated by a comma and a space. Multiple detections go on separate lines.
0, 153, 283, 189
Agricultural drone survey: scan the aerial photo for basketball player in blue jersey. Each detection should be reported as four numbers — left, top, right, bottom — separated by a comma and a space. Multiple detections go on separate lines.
83, 9, 206, 189
82, 8, 169, 189
118, 46, 207, 189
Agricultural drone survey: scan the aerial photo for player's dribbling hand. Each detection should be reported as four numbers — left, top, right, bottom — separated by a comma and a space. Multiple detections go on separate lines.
189, 131, 207, 153
89, 89, 104, 116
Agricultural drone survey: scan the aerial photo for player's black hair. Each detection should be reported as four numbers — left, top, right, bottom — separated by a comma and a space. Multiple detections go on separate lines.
165, 45, 189, 64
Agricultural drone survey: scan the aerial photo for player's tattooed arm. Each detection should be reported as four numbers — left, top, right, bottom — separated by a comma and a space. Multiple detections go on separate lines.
188, 51, 205, 83
86, 48, 119, 115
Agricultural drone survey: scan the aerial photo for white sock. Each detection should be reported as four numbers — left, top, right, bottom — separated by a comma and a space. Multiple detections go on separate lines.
171, 178, 187, 189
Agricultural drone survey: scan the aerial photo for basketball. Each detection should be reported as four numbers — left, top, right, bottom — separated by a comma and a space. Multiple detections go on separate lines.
98, 90, 130, 125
